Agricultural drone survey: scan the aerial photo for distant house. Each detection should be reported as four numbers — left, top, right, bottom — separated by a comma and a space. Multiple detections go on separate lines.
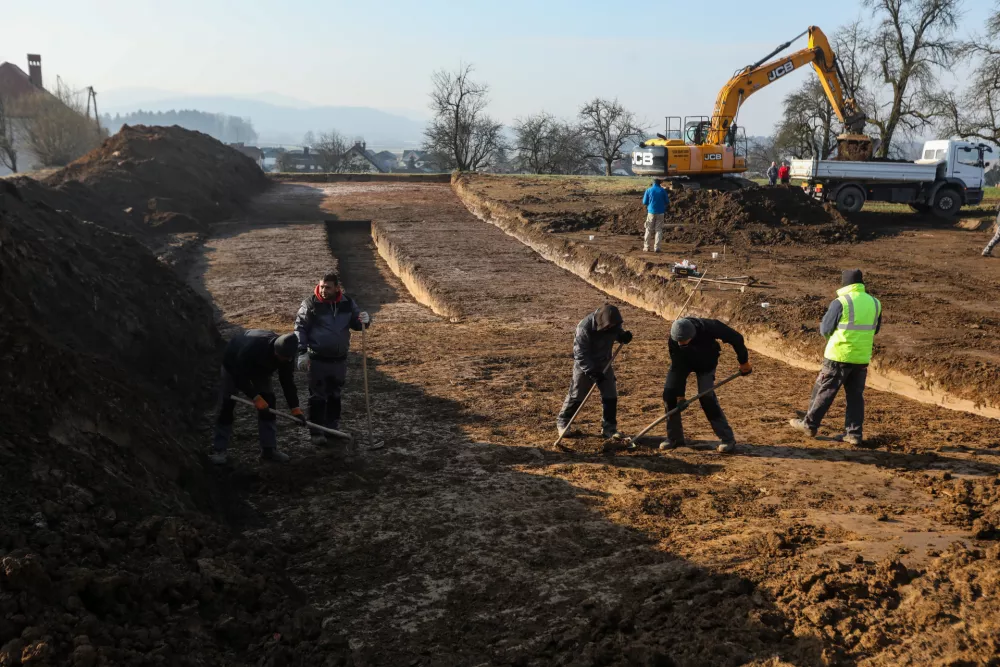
394, 150, 441, 173
341, 141, 386, 173
228, 142, 264, 168
277, 146, 324, 172
0, 54, 50, 175
372, 150, 398, 172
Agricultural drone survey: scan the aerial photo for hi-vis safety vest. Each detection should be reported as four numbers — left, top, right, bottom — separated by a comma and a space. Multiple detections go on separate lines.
824, 284, 882, 365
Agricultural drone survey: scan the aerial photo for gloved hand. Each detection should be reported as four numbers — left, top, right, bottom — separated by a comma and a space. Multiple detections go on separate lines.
739, 361, 753, 376
290, 407, 306, 425
297, 353, 310, 371
359, 311, 371, 326
620, 330, 634, 344
588, 371, 605, 385
253, 395, 269, 411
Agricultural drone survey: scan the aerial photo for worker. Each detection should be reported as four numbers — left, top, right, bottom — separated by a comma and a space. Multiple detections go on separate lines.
295, 271, 371, 446
556, 304, 633, 439
982, 205, 1000, 257
766, 161, 778, 186
660, 318, 752, 454
210, 329, 303, 465
789, 269, 882, 446
778, 161, 791, 185
642, 178, 669, 253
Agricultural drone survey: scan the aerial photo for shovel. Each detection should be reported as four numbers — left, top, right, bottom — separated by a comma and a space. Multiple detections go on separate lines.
360, 324, 384, 450
230, 395, 353, 441
553, 343, 625, 449
623, 370, 744, 447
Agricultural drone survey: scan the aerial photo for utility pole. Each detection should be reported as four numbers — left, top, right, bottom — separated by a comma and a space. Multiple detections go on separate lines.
87, 87, 102, 135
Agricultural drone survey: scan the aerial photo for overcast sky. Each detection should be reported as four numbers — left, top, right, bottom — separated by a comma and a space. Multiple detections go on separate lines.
5, 0, 996, 136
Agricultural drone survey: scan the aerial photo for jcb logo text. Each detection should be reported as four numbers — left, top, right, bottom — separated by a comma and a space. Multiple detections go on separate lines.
767, 61, 795, 81
632, 152, 654, 166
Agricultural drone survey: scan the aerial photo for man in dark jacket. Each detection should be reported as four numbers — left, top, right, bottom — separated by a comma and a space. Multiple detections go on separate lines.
661, 318, 752, 453
556, 304, 633, 439
295, 271, 371, 446
210, 329, 303, 465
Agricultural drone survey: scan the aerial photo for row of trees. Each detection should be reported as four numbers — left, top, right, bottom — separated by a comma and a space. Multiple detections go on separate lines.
422, 64, 646, 176
0, 80, 105, 172
101, 110, 258, 145
751, 0, 1000, 171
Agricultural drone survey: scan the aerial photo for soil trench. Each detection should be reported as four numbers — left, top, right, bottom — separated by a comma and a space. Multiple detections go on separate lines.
192, 182, 1000, 665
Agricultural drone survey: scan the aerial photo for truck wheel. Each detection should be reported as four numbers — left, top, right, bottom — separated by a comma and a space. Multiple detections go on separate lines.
835, 186, 865, 214
932, 188, 961, 218
909, 203, 931, 214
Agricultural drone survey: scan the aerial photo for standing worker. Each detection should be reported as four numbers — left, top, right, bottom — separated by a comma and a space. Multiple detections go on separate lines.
981, 204, 1000, 257
210, 329, 303, 465
642, 178, 670, 253
661, 318, 752, 454
789, 269, 882, 446
556, 304, 633, 439
766, 161, 779, 186
777, 161, 791, 185
295, 271, 371, 446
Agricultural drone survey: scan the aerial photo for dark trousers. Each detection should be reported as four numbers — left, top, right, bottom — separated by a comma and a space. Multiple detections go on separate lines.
213, 368, 277, 452
308, 358, 348, 431
662, 366, 734, 446
557, 363, 617, 430
803, 359, 868, 437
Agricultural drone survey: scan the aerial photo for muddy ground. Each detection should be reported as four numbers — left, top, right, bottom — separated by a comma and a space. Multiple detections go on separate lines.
193, 181, 1000, 666
458, 174, 1000, 415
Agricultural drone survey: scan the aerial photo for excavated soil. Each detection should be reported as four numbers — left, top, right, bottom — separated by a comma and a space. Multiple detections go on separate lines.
189, 181, 1000, 666
457, 173, 1000, 416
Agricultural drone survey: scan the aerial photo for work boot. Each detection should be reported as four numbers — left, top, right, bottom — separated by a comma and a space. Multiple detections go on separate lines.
602, 427, 623, 440
643, 246, 649, 252
208, 451, 228, 465
983, 249, 993, 257
788, 418, 818, 437
717, 440, 737, 454
260, 449, 290, 463
311, 433, 328, 447
658, 440, 682, 451
842, 434, 863, 447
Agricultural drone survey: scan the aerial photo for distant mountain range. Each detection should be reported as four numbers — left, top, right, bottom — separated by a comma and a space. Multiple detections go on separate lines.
102, 90, 429, 149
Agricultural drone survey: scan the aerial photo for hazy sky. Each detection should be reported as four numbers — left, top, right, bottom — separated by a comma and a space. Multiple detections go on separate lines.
5, 0, 996, 135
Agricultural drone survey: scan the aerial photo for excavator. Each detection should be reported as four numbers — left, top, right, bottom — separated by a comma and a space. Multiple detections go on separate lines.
631, 26, 872, 188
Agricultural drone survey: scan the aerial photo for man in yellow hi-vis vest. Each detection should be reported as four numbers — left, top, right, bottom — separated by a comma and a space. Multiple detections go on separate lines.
789, 269, 882, 446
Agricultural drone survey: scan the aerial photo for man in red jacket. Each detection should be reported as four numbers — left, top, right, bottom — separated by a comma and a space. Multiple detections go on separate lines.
778, 162, 791, 185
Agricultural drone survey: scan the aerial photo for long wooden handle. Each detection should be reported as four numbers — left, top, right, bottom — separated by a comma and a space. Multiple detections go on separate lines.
630, 371, 743, 443
553, 343, 625, 448
362, 326, 374, 449
230, 395, 352, 440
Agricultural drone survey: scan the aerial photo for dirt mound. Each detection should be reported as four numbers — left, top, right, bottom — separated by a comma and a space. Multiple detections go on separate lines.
45, 125, 268, 231
603, 186, 860, 246
0, 180, 327, 665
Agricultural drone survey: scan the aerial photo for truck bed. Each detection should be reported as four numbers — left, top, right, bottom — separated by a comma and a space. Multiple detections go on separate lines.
790, 158, 942, 183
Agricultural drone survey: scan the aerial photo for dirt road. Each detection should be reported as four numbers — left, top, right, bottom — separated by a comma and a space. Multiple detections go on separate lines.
192, 182, 1000, 666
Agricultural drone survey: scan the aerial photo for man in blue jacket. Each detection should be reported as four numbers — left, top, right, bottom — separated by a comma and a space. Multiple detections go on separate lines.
556, 304, 633, 440
295, 271, 371, 446
641, 178, 670, 252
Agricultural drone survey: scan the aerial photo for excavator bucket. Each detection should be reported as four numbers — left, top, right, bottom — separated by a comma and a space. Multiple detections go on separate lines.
835, 134, 874, 162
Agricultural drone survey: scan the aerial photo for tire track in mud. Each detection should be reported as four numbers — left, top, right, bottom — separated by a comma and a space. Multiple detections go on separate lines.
192, 182, 1000, 666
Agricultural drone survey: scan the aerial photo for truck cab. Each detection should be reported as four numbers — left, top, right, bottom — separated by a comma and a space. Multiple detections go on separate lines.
916, 140, 989, 197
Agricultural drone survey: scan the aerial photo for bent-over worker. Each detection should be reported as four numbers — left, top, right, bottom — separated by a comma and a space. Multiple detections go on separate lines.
661, 318, 752, 454
295, 271, 371, 446
557, 304, 633, 439
642, 178, 670, 253
211, 329, 302, 465
789, 269, 882, 446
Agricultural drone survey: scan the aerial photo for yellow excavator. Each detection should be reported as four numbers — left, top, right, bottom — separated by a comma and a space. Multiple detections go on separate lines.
631, 26, 871, 188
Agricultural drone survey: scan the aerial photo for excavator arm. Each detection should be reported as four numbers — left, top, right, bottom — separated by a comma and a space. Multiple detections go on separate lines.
707, 26, 867, 150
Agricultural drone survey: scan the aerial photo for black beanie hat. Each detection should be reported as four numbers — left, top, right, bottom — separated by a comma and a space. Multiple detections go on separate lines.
595, 304, 623, 331
273, 333, 298, 359
841, 269, 863, 286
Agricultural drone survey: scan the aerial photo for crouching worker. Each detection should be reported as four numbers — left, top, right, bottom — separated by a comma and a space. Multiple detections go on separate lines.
556, 304, 633, 439
661, 318, 752, 454
295, 271, 371, 446
211, 330, 303, 465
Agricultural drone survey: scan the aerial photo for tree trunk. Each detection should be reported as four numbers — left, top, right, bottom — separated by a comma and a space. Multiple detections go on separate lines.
604, 157, 613, 176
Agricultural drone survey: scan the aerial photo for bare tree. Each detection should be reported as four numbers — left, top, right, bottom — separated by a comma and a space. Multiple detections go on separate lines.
314, 130, 351, 172
0, 95, 18, 173
303, 130, 316, 147
773, 77, 838, 159
16, 80, 103, 167
745, 135, 782, 175
423, 64, 505, 171
931, 3, 1000, 145
862, 0, 962, 157
513, 113, 591, 174
577, 98, 646, 176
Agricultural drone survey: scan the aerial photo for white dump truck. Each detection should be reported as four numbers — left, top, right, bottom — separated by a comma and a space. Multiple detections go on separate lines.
790, 140, 993, 217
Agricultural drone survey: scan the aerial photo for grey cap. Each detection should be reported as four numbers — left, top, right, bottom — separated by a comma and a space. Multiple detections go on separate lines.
273, 333, 299, 359
670, 318, 696, 342
841, 269, 863, 286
